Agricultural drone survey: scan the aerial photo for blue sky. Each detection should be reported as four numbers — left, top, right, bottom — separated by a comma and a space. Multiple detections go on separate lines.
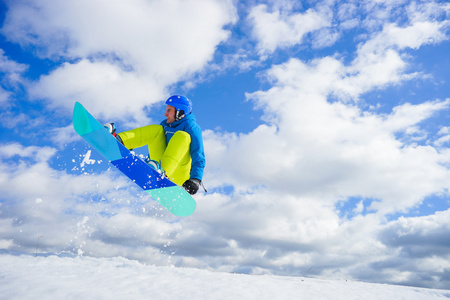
0, 0, 449, 289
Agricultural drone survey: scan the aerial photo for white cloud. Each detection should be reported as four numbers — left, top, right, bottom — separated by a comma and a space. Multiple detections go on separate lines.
384, 100, 450, 132
0, 143, 56, 162
219, 79, 450, 214
358, 20, 447, 55
311, 28, 341, 49
191, 3, 450, 285
203, 5, 450, 216
0, 49, 27, 74
377, 210, 450, 286
248, 4, 330, 55
406, 1, 450, 23
2, 0, 237, 120
247, 0, 449, 59
0, 49, 28, 104
434, 127, 450, 147
29, 59, 160, 121
0, 142, 173, 257
50, 124, 81, 147
336, 18, 448, 98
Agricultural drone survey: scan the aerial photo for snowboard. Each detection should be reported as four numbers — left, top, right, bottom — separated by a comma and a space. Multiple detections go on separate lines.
72, 102, 196, 216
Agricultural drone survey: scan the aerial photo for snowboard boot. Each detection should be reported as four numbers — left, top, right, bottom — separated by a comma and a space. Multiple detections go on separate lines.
144, 156, 164, 175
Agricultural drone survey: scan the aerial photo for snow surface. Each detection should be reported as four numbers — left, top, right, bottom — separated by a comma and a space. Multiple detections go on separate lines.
0, 254, 448, 300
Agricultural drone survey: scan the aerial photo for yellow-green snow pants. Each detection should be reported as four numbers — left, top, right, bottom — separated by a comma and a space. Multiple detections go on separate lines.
118, 125, 191, 186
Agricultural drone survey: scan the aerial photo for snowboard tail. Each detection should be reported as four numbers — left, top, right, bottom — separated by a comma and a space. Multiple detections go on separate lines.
73, 102, 196, 216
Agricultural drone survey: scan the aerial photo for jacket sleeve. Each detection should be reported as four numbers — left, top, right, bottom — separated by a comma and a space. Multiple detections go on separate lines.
185, 122, 205, 181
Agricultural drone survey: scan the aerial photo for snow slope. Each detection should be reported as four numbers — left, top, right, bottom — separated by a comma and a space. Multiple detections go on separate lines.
0, 254, 448, 300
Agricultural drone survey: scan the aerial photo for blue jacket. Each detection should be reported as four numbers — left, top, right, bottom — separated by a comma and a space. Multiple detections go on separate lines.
160, 114, 205, 181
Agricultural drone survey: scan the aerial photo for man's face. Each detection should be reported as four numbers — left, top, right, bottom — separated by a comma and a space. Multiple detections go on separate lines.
165, 105, 176, 124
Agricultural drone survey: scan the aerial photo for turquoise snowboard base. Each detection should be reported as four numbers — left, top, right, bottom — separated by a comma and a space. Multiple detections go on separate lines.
73, 102, 196, 217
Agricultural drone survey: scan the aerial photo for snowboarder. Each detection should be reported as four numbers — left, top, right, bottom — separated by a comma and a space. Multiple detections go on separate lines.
106, 95, 205, 195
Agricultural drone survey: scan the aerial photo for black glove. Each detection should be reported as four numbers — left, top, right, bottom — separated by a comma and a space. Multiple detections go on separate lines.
182, 178, 201, 195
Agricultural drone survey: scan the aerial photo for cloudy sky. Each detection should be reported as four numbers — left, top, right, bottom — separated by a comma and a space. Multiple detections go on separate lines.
1, 0, 449, 290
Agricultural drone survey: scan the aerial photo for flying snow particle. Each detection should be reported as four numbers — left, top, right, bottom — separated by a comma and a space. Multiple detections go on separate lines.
80, 150, 96, 168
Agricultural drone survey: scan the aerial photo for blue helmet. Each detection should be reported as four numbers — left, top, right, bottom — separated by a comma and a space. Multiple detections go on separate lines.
165, 95, 192, 120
